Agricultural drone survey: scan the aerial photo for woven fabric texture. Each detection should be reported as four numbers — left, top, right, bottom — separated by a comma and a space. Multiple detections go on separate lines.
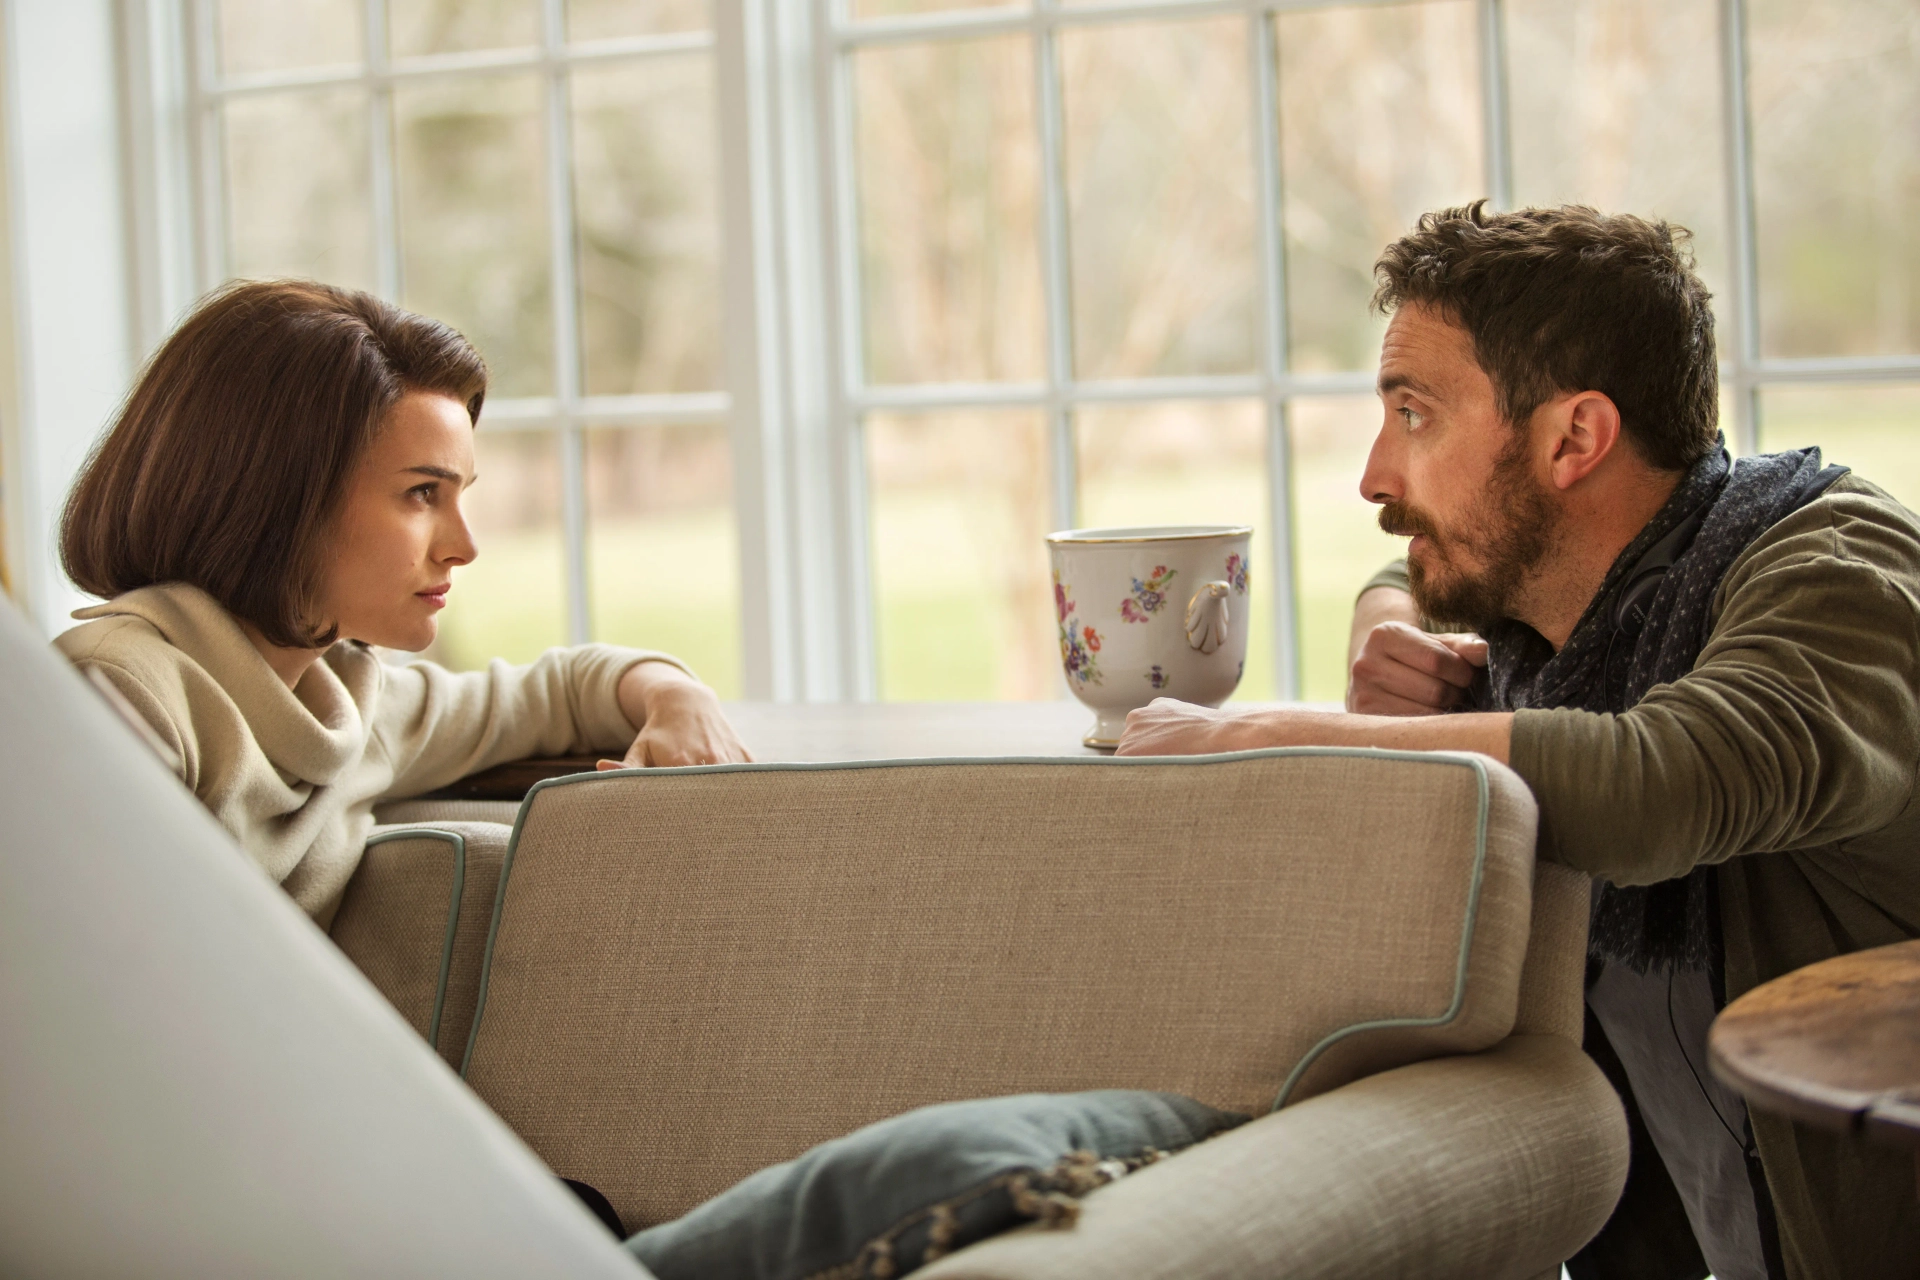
374, 798, 523, 827
1513, 862, 1590, 1041
433, 823, 510, 1066
463, 752, 1538, 1229
329, 830, 454, 1041
914, 1035, 1629, 1280
329, 821, 510, 1066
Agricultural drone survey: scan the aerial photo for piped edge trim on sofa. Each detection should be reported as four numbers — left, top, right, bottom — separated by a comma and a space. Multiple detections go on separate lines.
457, 746, 1500, 1110
362, 826, 467, 1055
1269, 754, 1491, 1110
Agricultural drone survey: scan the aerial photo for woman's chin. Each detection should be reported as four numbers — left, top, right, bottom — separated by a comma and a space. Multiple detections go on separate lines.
399, 618, 438, 652
348, 617, 437, 653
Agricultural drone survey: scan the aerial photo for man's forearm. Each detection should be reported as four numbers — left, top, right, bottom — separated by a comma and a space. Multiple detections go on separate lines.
1215, 706, 1513, 764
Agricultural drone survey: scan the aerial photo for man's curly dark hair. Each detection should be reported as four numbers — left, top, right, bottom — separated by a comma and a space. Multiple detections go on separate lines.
1373, 201, 1719, 472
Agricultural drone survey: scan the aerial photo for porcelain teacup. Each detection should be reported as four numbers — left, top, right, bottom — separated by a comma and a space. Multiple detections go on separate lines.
1045, 525, 1254, 748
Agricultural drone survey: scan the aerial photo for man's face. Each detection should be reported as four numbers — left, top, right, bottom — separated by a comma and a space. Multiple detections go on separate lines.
1361, 304, 1556, 630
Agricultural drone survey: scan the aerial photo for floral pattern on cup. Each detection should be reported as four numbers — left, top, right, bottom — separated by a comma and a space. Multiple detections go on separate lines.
1054, 572, 1105, 686
1119, 565, 1178, 624
1146, 664, 1170, 690
1225, 552, 1250, 595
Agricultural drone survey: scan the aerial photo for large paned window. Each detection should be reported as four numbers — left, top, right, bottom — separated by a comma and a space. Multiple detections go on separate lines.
183, 0, 1920, 702
835, 0, 1919, 701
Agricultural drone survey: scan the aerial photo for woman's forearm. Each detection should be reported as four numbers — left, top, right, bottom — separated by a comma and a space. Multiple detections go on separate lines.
615, 658, 710, 731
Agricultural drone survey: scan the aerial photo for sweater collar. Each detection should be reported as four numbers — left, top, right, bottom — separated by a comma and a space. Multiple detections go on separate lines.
72, 583, 375, 784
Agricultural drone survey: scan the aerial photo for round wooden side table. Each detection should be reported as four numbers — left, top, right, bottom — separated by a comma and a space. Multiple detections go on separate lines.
1708, 938, 1920, 1193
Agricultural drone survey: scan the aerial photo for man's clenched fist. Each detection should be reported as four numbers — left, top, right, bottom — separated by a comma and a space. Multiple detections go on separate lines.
1347, 620, 1488, 716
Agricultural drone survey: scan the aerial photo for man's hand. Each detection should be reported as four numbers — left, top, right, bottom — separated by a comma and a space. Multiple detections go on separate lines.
601, 663, 754, 769
1113, 698, 1235, 757
1347, 621, 1488, 716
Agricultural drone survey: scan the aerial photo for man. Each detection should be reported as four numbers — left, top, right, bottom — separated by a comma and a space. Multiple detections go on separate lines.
1118, 203, 1920, 1280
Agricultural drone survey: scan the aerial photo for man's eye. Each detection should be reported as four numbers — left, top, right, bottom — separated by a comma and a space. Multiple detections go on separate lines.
1398, 406, 1426, 430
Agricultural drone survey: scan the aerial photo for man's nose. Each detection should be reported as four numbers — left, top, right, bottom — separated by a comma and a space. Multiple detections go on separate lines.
1359, 423, 1403, 506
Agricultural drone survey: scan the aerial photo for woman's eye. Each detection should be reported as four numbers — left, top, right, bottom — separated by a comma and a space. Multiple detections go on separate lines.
408, 483, 436, 503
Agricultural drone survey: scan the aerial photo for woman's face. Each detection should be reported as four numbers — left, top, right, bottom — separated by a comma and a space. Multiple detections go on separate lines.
317, 390, 478, 652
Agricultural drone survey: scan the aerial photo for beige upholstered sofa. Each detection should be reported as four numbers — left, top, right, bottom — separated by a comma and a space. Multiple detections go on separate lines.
3, 589, 1628, 1278
351, 753, 1629, 1277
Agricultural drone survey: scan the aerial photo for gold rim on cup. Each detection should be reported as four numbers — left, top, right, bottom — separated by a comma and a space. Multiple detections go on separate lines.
1045, 524, 1255, 545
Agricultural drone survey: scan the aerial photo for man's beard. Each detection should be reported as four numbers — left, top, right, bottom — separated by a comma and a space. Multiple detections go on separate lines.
1377, 436, 1556, 632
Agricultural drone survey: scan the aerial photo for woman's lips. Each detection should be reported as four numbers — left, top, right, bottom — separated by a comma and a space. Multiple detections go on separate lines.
417, 587, 449, 610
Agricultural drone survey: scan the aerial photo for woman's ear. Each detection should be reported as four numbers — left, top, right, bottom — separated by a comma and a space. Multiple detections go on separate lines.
1545, 391, 1623, 491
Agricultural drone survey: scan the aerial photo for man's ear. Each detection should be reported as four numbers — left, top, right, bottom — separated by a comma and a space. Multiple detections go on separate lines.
1543, 391, 1622, 492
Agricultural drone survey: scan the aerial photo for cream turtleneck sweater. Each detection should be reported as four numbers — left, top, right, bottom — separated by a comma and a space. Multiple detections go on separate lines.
56, 582, 685, 925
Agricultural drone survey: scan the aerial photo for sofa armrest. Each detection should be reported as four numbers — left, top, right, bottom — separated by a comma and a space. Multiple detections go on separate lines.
919, 1034, 1628, 1280
330, 822, 512, 1067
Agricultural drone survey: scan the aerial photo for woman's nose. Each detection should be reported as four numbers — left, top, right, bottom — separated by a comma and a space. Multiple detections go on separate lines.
441, 508, 478, 567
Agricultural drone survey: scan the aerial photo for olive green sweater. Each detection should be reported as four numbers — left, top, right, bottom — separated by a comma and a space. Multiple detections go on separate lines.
1366, 472, 1920, 1279
56, 582, 686, 927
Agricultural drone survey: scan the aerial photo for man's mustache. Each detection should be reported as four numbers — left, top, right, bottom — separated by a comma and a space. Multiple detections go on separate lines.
1378, 501, 1440, 543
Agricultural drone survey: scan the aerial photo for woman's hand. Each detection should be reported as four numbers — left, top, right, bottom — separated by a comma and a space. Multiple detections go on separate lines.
599, 662, 754, 770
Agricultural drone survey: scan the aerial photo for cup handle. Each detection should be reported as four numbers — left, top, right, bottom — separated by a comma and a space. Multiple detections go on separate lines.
1185, 581, 1231, 654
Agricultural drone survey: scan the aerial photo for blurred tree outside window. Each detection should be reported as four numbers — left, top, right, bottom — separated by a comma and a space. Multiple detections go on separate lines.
865, 411, 1054, 701
1759, 385, 1920, 512
1750, 0, 1919, 359
394, 73, 556, 399
1278, 0, 1484, 374
1061, 17, 1259, 381
587, 424, 740, 696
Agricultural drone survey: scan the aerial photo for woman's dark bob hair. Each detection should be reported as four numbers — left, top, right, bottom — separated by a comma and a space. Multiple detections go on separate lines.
61, 279, 487, 649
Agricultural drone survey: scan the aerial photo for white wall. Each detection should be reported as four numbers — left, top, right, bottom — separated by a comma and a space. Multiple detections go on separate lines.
0, 0, 135, 636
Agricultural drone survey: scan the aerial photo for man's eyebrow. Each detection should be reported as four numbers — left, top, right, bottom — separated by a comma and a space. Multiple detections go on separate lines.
1376, 372, 1435, 399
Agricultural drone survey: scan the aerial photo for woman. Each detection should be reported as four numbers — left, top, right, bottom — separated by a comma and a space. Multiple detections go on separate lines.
56, 279, 750, 925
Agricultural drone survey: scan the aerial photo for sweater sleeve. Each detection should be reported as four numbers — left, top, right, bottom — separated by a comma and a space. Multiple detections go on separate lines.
373, 644, 694, 800
55, 616, 196, 788
1358, 558, 1412, 601
1508, 492, 1920, 885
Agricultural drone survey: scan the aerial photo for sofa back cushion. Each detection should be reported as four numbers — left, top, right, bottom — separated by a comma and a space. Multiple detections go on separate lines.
461, 750, 1539, 1231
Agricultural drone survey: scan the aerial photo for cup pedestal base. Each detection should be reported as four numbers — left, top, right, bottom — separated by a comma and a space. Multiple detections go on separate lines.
1083, 710, 1131, 750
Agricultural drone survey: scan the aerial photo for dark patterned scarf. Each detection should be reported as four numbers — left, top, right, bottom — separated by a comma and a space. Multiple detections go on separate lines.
1474, 441, 1847, 972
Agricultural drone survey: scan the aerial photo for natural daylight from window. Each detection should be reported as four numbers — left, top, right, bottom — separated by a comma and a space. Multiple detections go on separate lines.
207, 0, 1919, 703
